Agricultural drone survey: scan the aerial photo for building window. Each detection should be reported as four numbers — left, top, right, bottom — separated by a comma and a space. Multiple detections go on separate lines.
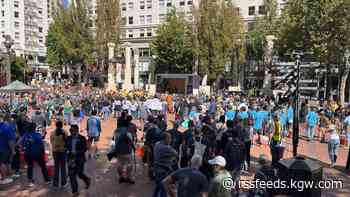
139, 48, 150, 57
179, 1, 185, 6
139, 29, 145, 37
1, 10, 4, 17
128, 2, 134, 9
187, 12, 193, 21
248, 6, 255, 16
14, 21, 20, 28
147, 29, 152, 37
14, 1, 19, 7
187, 0, 192, 5
128, 16, 133, 24
235, 8, 240, 15
39, 27, 43, 33
128, 29, 133, 38
247, 22, 254, 31
14, 11, 19, 18
140, 15, 145, 24
159, 14, 166, 23
1, 20, 5, 28
121, 17, 127, 25
258, 5, 266, 15
166, 0, 171, 7
140, 1, 145, 9
38, 10, 43, 14
159, 0, 165, 6
146, 15, 152, 24
121, 30, 126, 38
122, 3, 126, 11
147, 0, 152, 9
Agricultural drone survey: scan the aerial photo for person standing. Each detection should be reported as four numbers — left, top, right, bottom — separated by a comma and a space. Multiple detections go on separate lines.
270, 115, 283, 167
224, 127, 245, 194
63, 99, 73, 125
0, 113, 16, 185
328, 125, 340, 168
163, 155, 209, 197
153, 132, 178, 197
50, 121, 67, 188
113, 119, 135, 184
86, 110, 102, 159
306, 107, 319, 141
31, 107, 47, 138
208, 156, 232, 197
66, 125, 91, 196
21, 122, 50, 186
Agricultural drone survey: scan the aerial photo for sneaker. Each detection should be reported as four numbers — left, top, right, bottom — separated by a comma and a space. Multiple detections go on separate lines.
72, 192, 79, 197
85, 178, 91, 189
45, 180, 52, 185
28, 182, 35, 187
62, 183, 69, 188
119, 178, 125, 184
0, 178, 14, 185
11, 174, 20, 179
126, 178, 135, 184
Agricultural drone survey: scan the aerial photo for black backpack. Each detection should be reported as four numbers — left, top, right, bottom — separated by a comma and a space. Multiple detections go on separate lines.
225, 139, 245, 170
114, 128, 133, 156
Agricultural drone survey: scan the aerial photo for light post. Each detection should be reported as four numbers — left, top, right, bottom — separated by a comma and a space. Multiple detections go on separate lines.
344, 49, 350, 103
292, 51, 302, 157
2, 35, 14, 84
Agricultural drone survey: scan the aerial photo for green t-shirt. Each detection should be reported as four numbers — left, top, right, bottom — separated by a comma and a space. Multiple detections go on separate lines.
209, 170, 232, 197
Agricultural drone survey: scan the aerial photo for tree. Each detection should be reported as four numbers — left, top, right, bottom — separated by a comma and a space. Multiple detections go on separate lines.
247, 0, 279, 65
46, 1, 94, 82
195, 0, 244, 86
96, 0, 120, 60
151, 9, 195, 74
276, 0, 350, 104
10, 57, 28, 82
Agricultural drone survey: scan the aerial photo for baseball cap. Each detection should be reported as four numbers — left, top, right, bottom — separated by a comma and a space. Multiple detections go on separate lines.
208, 156, 226, 167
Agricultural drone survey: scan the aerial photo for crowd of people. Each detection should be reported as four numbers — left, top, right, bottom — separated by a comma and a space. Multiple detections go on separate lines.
0, 85, 350, 197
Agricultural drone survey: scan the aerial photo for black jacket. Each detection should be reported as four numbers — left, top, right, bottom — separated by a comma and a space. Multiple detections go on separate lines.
65, 134, 87, 161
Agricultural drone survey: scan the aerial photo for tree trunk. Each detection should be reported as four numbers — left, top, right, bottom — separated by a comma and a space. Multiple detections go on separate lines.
340, 70, 349, 106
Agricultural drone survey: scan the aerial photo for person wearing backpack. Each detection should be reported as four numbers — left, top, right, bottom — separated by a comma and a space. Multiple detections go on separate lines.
20, 122, 51, 186
113, 119, 136, 184
224, 127, 245, 195
50, 120, 67, 188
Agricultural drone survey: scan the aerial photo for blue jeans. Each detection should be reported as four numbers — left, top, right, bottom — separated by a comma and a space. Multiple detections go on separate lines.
307, 125, 316, 140
103, 111, 109, 120
152, 178, 167, 197
328, 141, 339, 164
64, 113, 71, 125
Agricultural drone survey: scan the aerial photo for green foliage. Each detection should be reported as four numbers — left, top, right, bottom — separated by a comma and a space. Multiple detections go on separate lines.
195, 0, 245, 82
11, 57, 27, 82
151, 9, 195, 74
276, 0, 350, 63
46, 1, 94, 68
96, 0, 120, 60
248, 0, 279, 62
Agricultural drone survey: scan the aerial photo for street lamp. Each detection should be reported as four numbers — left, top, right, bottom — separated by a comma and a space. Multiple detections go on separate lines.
345, 49, 350, 69
292, 51, 302, 157
2, 35, 14, 84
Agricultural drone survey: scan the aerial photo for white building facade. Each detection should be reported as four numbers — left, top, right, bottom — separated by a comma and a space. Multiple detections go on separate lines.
0, 0, 51, 70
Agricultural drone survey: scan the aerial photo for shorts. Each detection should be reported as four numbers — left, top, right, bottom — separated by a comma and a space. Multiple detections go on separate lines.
88, 136, 100, 143
0, 152, 10, 165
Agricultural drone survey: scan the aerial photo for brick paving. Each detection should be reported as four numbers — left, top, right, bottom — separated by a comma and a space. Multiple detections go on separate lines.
0, 116, 349, 197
